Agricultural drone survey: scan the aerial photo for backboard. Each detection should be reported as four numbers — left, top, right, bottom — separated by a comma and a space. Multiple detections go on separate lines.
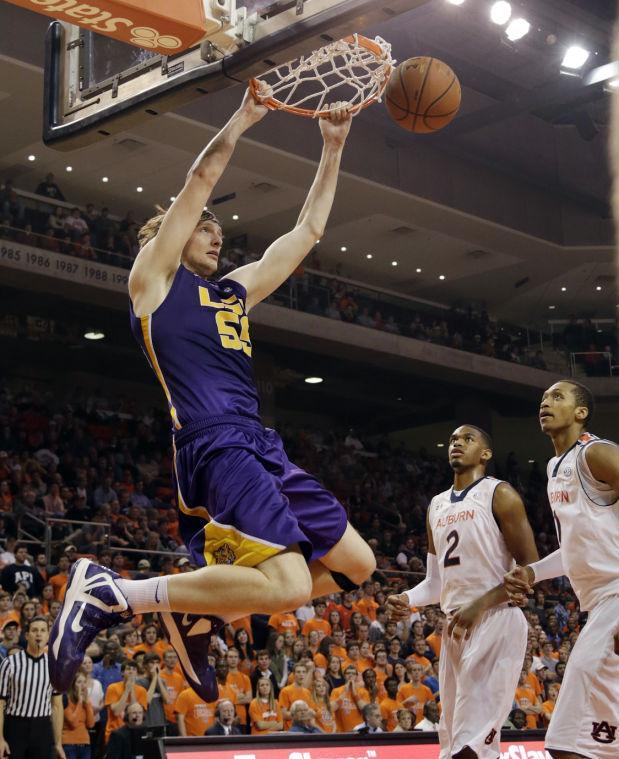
43, 0, 430, 150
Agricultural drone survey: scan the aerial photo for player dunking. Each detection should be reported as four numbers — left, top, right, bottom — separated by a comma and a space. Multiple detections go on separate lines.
48, 84, 376, 698
504, 380, 619, 759
387, 425, 538, 759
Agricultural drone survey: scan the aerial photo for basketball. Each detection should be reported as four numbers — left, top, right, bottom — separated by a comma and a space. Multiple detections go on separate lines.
385, 56, 461, 134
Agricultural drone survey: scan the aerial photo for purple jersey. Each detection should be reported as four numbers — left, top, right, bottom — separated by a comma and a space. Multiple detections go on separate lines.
129, 264, 260, 428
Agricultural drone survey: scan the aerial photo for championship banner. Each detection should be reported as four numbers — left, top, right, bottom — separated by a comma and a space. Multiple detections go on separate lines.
3, 0, 216, 55
0, 237, 128, 293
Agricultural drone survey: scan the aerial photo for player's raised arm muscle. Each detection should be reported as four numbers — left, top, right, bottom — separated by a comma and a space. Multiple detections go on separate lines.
492, 482, 539, 567
584, 442, 619, 492
226, 104, 351, 312
128, 87, 269, 299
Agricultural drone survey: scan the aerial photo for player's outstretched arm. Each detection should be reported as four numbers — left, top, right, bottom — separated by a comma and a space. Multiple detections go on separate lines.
386, 510, 440, 620
129, 84, 270, 296
226, 103, 352, 311
447, 483, 539, 639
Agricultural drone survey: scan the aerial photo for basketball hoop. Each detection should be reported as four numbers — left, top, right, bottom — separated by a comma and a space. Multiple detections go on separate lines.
249, 34, 394, 118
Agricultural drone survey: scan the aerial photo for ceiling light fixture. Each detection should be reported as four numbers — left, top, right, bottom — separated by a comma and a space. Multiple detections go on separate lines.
84, 331, 105, 340
136, 186, 143, 193
232, 214, 239, 220
304, 376, 323, 384
561, 286, 567, 292
65, 166, 73, 172
170, 196, 176, 202
549, 305, 556, 310
437, 442, 445, 447
340, 246, 347, 252
562, 46, 591, 70
416, 267, 422, 273
490, 1, 512, 25
596, 285, 602, 291
27, 154, 36, 162
102, 176, 109, 183
391, 260, 398, 266
366, 254, 373, 259
505, 18, 530, 41
439, 274, 446, 280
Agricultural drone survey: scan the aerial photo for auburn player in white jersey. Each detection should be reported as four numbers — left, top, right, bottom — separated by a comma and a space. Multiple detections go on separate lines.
387, 425, 538, 759
505, 380, 619, 759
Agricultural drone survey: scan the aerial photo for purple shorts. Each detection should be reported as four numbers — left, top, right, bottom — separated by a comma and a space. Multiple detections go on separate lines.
173, 415, 348, 568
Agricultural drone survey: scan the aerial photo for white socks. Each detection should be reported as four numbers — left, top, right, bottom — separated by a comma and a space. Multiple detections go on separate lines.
115, 576, 171, 615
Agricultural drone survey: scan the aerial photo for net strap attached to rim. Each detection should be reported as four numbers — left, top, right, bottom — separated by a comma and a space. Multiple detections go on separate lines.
249, 34, 395, 118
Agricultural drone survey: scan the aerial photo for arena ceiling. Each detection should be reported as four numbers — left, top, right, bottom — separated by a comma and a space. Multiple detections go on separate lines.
0, 0, 616, 330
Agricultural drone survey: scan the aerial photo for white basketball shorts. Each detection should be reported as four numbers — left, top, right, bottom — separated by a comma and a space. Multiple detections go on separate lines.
545, 594, 619, 759
438, 604, 527, 759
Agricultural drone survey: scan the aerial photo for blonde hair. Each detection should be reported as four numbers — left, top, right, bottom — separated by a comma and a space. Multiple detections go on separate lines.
137, 206, 221, 249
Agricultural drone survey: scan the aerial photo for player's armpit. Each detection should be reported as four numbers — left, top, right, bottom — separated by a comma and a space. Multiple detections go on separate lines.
584, 442, 619, 491
226, 225, 317, 311
492, 482, 539, 567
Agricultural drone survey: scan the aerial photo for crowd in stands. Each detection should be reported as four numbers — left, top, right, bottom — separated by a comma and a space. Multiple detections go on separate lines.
0, 379, 580, 756
0, 175, 568, 371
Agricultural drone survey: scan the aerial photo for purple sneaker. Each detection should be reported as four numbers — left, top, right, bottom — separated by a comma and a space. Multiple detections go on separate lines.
158, 611, 222, 702
49, 558, 131, 692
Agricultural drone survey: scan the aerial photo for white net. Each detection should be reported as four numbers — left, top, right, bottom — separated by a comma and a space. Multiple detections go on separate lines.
254, 34, 395, 117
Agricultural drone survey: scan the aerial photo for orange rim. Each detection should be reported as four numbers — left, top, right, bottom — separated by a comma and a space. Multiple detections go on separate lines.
249, 34, 392, 118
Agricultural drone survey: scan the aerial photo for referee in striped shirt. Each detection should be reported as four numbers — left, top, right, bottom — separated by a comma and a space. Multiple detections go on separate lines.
0, 616, 65, 758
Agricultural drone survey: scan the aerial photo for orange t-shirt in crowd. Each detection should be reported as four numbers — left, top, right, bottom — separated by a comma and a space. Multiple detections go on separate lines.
380, 696, 401, 732
425, 632, 442, 658
50, 572, 69, 600
133, 640, 170, 659
331, 645, 347, 661
175, 688, 217, 735
226, 671, 252, 725
267, 612, 299, 635
341, 657, 366, 674
333, 603, 355, 630
526, 671, 543, 698
541, 700, 555, 723
160, 670, 186, 724
330, 685, 370, 733
122, 646, 139, 660
314, 702, 337, 733
104, 682, 148, 742
302, 617, 331, 638
314, 653, 328, 671
356, 597, 379, 622
374, 664, 392, 688
397, 682, 435, 725
62, 700, 95, 745
249, 698, 283, 735
278, 685, 316, 729
407, 653, 433, 672
514, 684, 539, 729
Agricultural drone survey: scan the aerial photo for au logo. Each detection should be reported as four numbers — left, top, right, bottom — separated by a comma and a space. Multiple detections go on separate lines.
130, 27, 182, 49
591, 720, 617, 744
563, 466, 572, 477
213, 544, 236, 565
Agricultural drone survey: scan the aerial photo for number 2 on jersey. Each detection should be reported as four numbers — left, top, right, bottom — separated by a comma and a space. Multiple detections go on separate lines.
444, 529, 461, 567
